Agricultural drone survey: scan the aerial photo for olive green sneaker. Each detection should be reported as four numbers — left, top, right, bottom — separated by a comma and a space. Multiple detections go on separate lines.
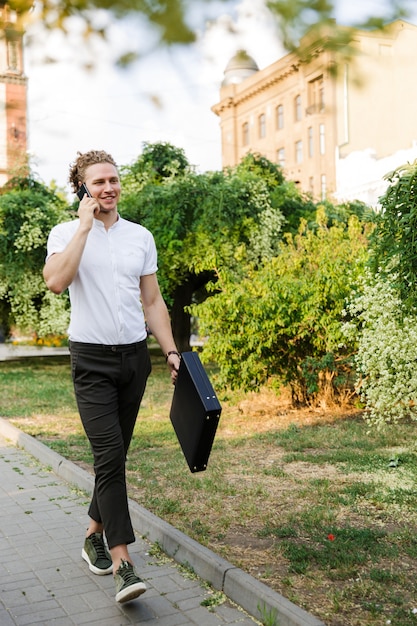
114, 559, 147, 603
82, 532, 113, 575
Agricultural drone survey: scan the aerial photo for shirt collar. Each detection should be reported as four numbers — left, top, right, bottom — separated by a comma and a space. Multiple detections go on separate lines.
93, 213, 121, 230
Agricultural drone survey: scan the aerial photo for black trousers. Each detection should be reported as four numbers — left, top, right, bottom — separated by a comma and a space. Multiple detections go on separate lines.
69, 340, 151, 549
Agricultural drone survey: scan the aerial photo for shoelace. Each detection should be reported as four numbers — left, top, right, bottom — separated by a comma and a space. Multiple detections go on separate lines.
118, 560, 140, 584
90, 533, 109, 560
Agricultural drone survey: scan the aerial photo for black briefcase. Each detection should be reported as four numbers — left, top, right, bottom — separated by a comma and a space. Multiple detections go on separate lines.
170, 351, 222, 473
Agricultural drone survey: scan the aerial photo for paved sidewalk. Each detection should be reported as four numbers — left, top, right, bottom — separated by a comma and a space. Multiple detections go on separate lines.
0, 344, 70, 360
0, 431, 258, 626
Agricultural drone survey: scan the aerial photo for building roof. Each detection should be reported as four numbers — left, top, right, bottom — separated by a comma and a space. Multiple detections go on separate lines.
221, 49, 259, 87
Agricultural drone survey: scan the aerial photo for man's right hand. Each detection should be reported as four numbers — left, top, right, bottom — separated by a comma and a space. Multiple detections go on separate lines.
78, 195, 100, 231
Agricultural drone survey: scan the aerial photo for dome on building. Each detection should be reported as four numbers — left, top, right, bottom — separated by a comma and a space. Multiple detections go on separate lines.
221, 49, 259, 87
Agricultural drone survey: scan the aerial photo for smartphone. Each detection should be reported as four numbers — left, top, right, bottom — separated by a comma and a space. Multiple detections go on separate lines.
76, 183, 92, 201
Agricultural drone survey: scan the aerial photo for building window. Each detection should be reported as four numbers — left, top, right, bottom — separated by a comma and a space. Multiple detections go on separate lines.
277, 148, 285, 167
242, 122, 249, 146
276, 104, 284, 130
319, 124, 325, 155
321, 174, 327, 200
309, 176, 314, 194
258, 113, 266, 138
294, 95, 302, 122
295, 140, 303, 164
308, 127, 313, 158
307, 75, 324, 114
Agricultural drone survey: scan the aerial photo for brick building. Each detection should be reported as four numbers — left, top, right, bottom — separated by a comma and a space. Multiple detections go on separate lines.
0, 1, 27, 186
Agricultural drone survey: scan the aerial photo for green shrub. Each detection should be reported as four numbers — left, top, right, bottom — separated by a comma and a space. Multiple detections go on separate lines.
343, 271, 417, 426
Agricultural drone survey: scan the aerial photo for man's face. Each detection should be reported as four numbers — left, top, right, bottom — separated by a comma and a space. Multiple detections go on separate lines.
84, 162, 121, 212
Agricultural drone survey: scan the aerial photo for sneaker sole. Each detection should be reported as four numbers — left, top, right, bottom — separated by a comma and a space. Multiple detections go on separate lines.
82, 548, 113, 576
116, 582, 147, 603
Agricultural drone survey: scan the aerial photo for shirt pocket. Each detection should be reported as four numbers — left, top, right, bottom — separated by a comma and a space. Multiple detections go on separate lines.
119, 247, 146, 279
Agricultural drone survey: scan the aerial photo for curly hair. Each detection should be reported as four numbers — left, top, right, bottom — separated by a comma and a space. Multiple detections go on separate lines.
68, 150, 118, 193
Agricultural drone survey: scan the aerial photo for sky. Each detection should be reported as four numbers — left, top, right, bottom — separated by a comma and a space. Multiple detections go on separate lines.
24, 0, 284, 194
23, 0, 416, 197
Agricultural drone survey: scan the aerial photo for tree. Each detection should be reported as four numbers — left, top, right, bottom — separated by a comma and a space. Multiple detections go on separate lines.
137, 142, 190, 180
369, 161, 417, 313
0, 177, 70, 338
119, 146, 287, 351
343, 160, 417, 426
192, 207, 371, 404
6, 0, 410, 69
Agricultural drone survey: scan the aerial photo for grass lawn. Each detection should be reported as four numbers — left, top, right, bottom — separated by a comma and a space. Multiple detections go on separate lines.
1, 352, 417, 626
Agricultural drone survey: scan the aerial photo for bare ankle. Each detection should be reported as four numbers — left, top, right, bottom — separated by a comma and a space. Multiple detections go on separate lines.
110, 545, 131, 573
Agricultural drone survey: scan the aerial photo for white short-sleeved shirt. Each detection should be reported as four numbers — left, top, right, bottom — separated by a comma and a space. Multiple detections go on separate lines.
46, 215, 158, 344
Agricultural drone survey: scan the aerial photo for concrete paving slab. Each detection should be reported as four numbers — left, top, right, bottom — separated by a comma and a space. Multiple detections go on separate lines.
0, 344, 70, 360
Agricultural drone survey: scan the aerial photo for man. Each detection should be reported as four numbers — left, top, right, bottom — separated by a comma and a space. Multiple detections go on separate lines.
43, 150, 181, 603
